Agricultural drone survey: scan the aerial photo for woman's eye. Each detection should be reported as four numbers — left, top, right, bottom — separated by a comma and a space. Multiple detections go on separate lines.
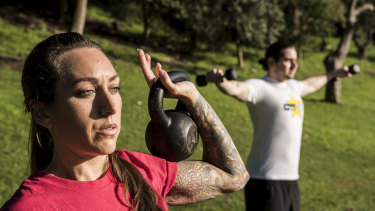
109, 87, 121, 94
77, 89, 95, 97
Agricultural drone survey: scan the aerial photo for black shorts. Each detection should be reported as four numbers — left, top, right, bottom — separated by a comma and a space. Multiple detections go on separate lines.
244, 178, 300, 211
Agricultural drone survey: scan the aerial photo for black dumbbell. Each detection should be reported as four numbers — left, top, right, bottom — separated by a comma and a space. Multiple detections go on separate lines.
348, 64, 360, 75
196, 68, 238, 86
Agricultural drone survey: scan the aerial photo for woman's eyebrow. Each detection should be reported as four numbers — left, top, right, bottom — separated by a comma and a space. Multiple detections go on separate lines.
70, 77, 98, 86
70, 74, 119, 87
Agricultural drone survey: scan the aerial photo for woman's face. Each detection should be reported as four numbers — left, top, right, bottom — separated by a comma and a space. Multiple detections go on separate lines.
46, 47, 122, 158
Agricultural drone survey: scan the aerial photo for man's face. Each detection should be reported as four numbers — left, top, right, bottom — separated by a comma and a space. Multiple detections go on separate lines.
270, 47, 298, 82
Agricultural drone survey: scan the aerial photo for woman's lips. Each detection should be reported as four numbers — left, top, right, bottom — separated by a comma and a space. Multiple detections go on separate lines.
98, 124, 118, 136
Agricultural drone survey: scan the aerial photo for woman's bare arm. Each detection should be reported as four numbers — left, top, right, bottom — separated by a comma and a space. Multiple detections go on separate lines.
166, 95, 249, 205
137, 49, 249, 206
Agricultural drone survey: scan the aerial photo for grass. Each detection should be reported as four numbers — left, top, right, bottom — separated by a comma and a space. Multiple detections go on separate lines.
1, 4, 375, 210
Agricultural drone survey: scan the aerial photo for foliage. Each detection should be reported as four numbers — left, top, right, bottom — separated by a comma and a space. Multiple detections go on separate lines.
220, 0, 285, 48
323, 0, 347, 27
149, 0, 223, 54
278, 0, 343, 48
353, 9, 375, 57
147, 0, 285, 54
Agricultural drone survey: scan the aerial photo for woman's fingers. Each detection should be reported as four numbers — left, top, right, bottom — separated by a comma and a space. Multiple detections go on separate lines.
138, 49, 156, 88
155, 63, 162, 78
159, 69, 177, 94
138, 49, 199, 105
146, 53, 151, 69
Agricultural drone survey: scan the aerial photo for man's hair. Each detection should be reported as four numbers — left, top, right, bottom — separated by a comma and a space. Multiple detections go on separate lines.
258, 42, 295, 70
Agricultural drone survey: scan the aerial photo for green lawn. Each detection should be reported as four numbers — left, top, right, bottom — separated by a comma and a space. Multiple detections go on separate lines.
1, 5, 375, 210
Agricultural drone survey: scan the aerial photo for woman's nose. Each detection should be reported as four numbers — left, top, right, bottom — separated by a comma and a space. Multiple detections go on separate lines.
99, 91, 118, 117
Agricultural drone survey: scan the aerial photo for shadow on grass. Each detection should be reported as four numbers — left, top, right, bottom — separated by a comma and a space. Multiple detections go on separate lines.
0, 56, 24, 71
0, 4, 260, 78
347, 52, 368, 60
303, 98, 343, 105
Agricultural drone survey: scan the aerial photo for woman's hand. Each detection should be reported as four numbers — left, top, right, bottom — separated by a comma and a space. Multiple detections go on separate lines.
137, 49, 200, 106
138, 49, 249, 205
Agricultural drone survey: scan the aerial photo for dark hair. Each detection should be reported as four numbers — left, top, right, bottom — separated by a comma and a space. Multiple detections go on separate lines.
258, 42, 295, 70
22, 32, 160, 211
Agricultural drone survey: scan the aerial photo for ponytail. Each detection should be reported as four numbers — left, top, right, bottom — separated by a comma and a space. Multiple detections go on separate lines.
109, 154, 161, 211
23, 32, 162, 210
29, 119, 54, 172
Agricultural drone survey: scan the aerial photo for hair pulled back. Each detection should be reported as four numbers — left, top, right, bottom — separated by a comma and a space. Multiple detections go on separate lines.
22, 32, 160, 210
258, 42, 295, 71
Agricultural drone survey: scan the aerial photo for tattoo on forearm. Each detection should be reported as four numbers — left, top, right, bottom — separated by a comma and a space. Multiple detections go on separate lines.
188, 96, 246, 176
167, 96, 249, 205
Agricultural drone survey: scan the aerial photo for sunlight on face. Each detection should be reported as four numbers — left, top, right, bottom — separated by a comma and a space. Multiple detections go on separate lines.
276, 47, 298, 80
46, 47, 122, 158
269, 47, 298, 82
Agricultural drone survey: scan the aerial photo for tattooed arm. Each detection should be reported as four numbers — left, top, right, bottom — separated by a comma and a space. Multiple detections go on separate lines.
137, 49, 249, 206
166, 95, 249, 205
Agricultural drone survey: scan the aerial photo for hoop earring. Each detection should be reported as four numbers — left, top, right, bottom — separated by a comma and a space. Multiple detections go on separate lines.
36, 131, 45, 150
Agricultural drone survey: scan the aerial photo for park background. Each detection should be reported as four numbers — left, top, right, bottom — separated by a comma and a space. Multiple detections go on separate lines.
0, 0, 374, 210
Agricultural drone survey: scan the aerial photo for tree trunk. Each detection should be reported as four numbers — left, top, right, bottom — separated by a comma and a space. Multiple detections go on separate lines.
324, 55, 342, 103
59, 0, 68, 23
292, 7, 300, 39
236, 39, 244, 69
142, 0, 151, 45
71, 0, 88, 34
320, 36, 327, 52
324, 26, 354, 104
324, 0, 374, 103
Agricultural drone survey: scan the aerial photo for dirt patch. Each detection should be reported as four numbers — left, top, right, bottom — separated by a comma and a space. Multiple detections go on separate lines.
0, 56, 24, 71
0, 4, 69, 33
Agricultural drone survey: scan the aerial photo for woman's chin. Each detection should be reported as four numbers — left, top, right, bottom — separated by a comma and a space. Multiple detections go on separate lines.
95, 138, 118, 155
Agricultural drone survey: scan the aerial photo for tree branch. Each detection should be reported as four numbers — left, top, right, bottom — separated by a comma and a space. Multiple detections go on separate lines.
354, 3, 374, 17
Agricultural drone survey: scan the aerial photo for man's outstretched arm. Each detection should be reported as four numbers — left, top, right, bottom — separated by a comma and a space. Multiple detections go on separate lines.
301, 67, 351, 97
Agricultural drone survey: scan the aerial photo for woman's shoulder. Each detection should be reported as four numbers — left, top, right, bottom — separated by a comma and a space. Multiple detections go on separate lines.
115, 149, 176, 170
1, 196, 34, 211
115, 149, 178, 196
1, 178, 41, 211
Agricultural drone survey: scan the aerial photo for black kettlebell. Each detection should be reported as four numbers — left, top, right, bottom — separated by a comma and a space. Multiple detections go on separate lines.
145, 71, 199, 162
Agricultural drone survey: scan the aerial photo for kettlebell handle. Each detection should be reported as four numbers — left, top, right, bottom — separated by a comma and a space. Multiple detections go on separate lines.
148, 71, 191, 128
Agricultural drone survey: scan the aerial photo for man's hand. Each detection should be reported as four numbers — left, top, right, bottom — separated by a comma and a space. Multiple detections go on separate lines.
205, 69, 226, 84
335, 66, 352, 78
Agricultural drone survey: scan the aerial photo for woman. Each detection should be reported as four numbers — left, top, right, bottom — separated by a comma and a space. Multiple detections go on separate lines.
1, 32, 249, 211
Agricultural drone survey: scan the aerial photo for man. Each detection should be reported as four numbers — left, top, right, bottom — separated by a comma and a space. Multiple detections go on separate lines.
205, 42, 352, 211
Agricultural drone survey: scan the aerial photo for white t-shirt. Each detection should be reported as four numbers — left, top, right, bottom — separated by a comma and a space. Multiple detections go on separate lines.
244, 76, 304, 180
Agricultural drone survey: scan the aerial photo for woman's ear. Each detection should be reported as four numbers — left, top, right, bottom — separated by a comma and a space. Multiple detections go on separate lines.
29, 100, 53, 129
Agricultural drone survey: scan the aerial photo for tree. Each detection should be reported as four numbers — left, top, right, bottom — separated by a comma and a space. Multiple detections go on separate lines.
324, 0, 373, 103
150, 0, 284, 67
71, 0, 88, 34
142, 0, 152, 44
353, 10, 375, 58
278, 0, 342, 51
221, 0, 284, 68
150, 0, 227, 55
